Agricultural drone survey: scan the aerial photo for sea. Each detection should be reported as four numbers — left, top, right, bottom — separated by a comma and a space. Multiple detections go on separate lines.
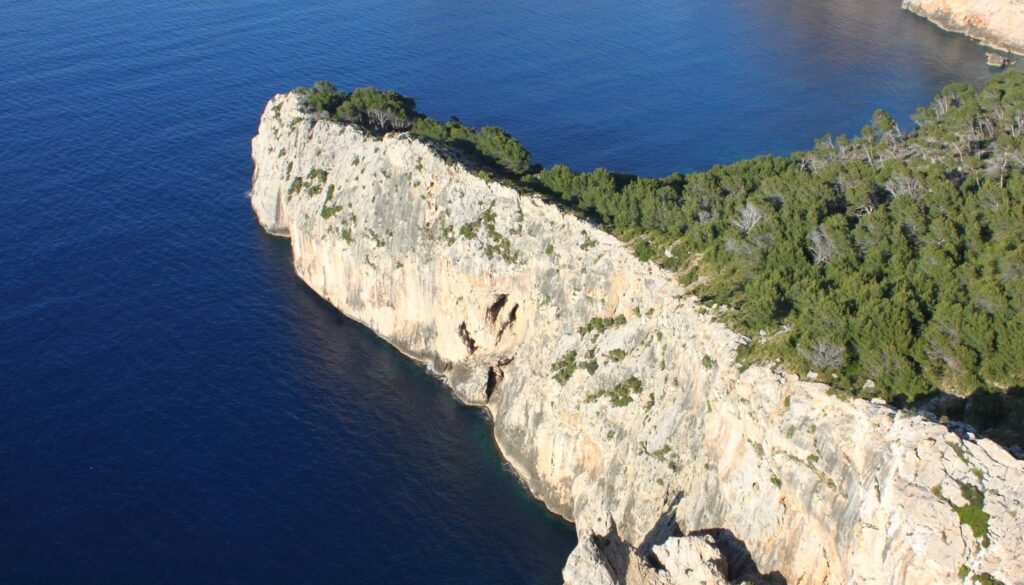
0, 0, 1011, 583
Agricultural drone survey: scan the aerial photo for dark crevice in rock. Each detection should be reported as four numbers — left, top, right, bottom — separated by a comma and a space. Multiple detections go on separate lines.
592, 522, 632, 584
638, 491, 685, 555
644, 552, 665, 572
486, 294, 508, 323
486, 366, 500, 401
496, 302, 519, 342
688, 528, 789, 585
458, 321, 477, 354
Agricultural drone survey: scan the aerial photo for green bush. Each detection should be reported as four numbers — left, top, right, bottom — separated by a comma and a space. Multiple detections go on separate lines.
607, 349, 627, 362
579, 315, 626, 335
474, 126, 532, 174
336, 87, 417, 132
295, 80, 345, 115
293, 74, 1024, 443
954, 482, 990, 547
551, 351, 578, 385
296, 82, 535, 179
589, 376, 644, 407
634, 239, 656, 261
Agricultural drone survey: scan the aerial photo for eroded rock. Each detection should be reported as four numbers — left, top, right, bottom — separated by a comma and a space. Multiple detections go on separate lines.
903, 0, 1024, 55
251, 93, 1024, 585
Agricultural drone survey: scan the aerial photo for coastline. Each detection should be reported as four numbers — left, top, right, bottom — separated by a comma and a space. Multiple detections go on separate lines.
251, 92, 1024, 584
902, 0, 1024, 56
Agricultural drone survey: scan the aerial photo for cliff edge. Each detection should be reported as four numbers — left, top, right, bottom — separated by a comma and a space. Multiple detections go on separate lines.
903, 0, 1024, 55
251, 93, 1024, 584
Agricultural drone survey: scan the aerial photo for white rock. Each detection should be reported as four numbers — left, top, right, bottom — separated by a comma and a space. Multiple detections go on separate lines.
653, 536, 728, 585
562, 537, 618, 585
902, 0, 1024, 55
251, 93, 1024, 585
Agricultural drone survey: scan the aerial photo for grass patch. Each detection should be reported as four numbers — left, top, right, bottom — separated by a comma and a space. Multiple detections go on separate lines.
953, 483, 990, 547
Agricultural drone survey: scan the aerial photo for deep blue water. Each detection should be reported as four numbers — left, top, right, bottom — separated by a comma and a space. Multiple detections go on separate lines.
0, 0, 1010, 583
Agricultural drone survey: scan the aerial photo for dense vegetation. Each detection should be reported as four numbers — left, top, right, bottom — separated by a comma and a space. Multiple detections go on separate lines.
295, 76, 1024, 445
294, 82, 533, 176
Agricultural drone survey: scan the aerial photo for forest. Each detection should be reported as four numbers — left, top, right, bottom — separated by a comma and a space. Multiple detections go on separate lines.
294, 75, 1024, 446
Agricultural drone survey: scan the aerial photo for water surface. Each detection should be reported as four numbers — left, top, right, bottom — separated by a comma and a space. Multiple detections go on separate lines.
0, 0, 1009, 583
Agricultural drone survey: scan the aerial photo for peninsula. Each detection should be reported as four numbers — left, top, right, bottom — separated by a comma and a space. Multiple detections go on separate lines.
251, 78, 1024, 584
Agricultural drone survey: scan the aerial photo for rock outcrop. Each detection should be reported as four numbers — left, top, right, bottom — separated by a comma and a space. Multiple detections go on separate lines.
902, 0, 1024, 55
652, 536, 730, 585
251, 93, 1024, 584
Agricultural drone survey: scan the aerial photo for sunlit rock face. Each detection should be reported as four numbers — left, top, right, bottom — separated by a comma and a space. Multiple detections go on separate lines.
903, 0, 1024, 55
252, 93, 1024, 585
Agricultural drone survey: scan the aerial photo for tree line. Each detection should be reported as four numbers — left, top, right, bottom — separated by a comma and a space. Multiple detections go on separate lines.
294, 75, 1024, 446
294, 82, 533, 176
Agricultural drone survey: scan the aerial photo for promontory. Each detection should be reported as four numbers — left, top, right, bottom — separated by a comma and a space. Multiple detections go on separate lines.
903, 0, 1024, 55
251, 81, 1024, 584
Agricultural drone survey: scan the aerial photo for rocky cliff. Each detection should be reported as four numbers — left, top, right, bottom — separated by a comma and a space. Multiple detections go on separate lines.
902, 0, 1024, 55
251, 93, 1024, 585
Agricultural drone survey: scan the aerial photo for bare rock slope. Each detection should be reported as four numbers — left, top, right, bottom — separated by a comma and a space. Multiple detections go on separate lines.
251, 93, 1024, 584
903, 0, 1024, 55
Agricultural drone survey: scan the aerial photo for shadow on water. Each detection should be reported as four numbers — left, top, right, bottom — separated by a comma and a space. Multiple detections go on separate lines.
250, 229, 578, 584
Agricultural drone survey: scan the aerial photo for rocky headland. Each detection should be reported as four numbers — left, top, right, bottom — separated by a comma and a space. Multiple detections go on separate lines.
251, 93, 1024, 584
902, 0, 1024, 56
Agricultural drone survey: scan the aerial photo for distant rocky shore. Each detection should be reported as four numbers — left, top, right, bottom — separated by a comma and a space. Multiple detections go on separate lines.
903, 0, 1024, 56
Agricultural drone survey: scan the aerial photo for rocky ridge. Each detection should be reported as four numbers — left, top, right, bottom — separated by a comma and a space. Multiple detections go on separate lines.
902, 0, 1024, 55
251, 93, 1024, 584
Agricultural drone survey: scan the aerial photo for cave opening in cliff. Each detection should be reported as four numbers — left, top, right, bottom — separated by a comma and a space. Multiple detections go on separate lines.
486, 294, 508, 323
458, 322, 478, 354
485, 366, 499, 401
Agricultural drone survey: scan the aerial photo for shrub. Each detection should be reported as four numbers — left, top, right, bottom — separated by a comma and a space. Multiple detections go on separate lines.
295, 80, 345, 115
291, 74, 1024, 445
607, 349, 627, 362
474, 126, 532, 174
551, 351, 578, 385
634, 240, 656, 261
953, 483, 990, 547
579, 315, 626, 335
339, 87, 417, 131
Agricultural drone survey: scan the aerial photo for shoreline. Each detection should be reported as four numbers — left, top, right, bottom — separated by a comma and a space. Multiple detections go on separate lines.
902, 0, 1024, 56
251, 91, 1024, 584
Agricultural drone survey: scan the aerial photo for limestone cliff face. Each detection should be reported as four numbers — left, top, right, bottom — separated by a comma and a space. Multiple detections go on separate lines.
903, 0, 1024, 55
251, 94, 1024, 585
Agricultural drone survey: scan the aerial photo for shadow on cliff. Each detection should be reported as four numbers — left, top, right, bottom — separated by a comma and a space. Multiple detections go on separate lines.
911, 386, 1024, 459
635, 492, 788, 585
690, 528, 788, 585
